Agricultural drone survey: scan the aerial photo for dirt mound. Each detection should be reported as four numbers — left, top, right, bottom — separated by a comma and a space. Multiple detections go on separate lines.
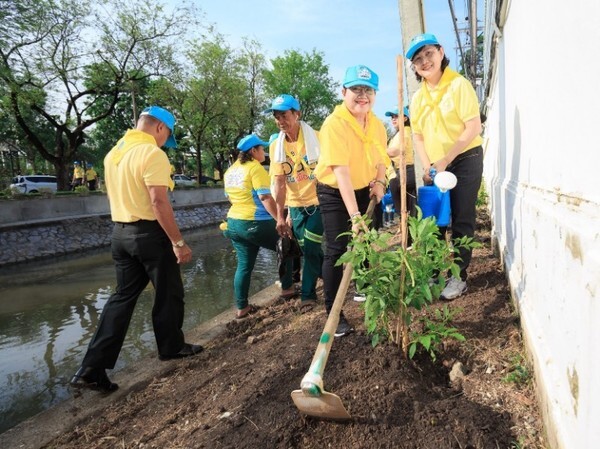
46, 209, 545, 449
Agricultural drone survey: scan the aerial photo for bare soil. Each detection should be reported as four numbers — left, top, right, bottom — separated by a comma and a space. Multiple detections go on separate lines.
45, 209, 546, 449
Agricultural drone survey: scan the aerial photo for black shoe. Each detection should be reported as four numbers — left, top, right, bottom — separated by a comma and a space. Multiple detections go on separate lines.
334, 314, 354, 338
70, 366, 118, 393
159, 343, 204, 361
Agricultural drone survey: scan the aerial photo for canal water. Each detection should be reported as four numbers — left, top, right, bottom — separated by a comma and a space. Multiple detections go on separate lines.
0, 228, 278, 434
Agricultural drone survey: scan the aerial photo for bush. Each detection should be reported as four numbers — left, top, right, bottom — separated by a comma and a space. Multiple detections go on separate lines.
339, 208, 480, 358
74, 185, 89, 195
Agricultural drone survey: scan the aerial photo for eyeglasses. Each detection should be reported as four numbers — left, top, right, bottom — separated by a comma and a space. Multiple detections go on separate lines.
348, 86, 375, 96
411, 47, 439, 67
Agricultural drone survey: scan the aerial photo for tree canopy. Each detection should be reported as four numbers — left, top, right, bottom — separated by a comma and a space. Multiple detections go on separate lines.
0, 1, 341, 187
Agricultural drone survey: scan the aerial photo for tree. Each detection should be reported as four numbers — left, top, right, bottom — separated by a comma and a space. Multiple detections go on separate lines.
459, 33, 484, 81
262, 49, 340, 130
85, 68, 153, 171
0, 0, 197, 189
154, 32, 251, 181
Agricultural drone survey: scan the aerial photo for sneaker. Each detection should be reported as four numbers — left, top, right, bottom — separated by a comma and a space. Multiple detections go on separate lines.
334, 314, 354, 337
440, 277, 467, 301
353, 293, 366, 302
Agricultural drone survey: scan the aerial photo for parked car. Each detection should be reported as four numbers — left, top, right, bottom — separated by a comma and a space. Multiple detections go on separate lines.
190, 175, 217, 184
173, 174, 197, 187
9, 175, 58, 194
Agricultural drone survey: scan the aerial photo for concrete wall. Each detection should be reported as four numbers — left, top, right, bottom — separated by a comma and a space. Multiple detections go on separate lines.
0, 188, 229, 266
482, 2, 600, 448
0, 188, 226, 226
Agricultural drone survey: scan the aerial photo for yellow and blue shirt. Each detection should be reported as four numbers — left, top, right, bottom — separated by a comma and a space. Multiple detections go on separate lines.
410, 68, 483, 162
104, 129, 174, 223
224, 159, 272, 220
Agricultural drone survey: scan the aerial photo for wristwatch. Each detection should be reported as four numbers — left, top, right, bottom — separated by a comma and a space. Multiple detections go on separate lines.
172, 239, 185, 248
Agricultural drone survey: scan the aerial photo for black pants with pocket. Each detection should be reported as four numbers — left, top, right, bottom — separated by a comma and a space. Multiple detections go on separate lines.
317, 183, 371, 313
82, 220, 186, 369
438, 146, 484, 281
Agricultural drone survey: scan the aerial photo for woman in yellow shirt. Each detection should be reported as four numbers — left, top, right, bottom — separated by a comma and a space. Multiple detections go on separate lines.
314, 65, 389, 337
223, 134, 295, 318
407, 33, 484, 301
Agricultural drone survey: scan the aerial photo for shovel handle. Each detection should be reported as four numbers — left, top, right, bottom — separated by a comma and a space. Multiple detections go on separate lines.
301, 197, 377, 396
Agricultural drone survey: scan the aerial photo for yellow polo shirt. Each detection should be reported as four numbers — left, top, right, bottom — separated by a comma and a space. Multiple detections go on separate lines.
224, 159, 273, 220
73, 166, 84, 179
314, 105, 389, 189
410, 68, 482, 162
269, 129, 319, 207
85, 168, 97, 180
388, 125, 415, 166
104, 129, 174, 223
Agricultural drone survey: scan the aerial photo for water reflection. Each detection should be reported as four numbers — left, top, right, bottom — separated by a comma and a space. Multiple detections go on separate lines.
0, 228, 277, 434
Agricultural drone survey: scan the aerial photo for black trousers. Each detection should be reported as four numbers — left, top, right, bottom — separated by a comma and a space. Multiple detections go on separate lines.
439, 146, 484, 281
82, 220, 185, 369
317, 183, 371, 313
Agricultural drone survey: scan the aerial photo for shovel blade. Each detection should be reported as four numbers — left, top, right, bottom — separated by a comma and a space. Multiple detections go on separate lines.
291, 389, 351, 420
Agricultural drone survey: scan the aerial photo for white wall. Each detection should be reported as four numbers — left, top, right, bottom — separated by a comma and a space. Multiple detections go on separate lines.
482, 2, 600, 448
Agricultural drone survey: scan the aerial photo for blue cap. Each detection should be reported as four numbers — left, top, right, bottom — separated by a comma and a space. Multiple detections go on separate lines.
403, 106, 410, 118
140, 106, 177, 148
385, 106, 399, 117
343, 65, 379, 90
86, 163, 93, 168
268, 133, 280, 145
237, 134, 269, 152
264, 94, 300, 113
74, 161, 80, 165
406, 33, 440, 59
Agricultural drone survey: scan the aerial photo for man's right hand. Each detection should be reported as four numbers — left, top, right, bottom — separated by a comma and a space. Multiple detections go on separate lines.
173, 245, 192, 264
276, 218, 293, 238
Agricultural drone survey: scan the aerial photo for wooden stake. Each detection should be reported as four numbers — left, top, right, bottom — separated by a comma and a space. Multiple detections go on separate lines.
394, 55, 409, 358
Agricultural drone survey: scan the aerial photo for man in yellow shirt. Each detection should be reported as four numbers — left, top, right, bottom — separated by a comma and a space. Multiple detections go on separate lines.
85, 163, 98, 191
267, 94, 323, 309
70, 106, 202, 393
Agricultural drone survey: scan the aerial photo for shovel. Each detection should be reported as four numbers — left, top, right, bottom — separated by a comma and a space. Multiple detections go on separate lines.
291, 197, 377, 420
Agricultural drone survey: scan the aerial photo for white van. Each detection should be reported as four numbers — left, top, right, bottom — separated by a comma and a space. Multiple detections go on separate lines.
10, 175, 58, 194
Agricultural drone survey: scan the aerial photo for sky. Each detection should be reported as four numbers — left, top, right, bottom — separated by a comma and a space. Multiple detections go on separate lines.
180, 0, 483, 125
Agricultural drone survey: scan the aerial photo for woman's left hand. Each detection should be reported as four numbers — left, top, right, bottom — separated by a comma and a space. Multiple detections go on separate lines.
432, 157, 450, 174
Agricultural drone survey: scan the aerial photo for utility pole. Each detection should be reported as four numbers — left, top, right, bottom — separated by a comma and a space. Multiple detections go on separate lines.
398, 0, 426, 98
448, 0, 467, 79
469, 0, 478, 84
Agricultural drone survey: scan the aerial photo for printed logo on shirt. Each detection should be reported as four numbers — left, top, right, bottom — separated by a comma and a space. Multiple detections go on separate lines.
224, 167, 245, 188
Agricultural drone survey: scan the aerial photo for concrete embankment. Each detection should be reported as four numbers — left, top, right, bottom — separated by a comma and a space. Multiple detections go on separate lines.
0, 188, 228, 267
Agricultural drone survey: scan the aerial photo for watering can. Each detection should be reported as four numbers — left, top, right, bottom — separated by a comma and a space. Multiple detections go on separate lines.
417, 170, 457, 226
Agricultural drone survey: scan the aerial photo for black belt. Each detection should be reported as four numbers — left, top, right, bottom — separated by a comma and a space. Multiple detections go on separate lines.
317, 183, 370, 194
114, 219, 158, 227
